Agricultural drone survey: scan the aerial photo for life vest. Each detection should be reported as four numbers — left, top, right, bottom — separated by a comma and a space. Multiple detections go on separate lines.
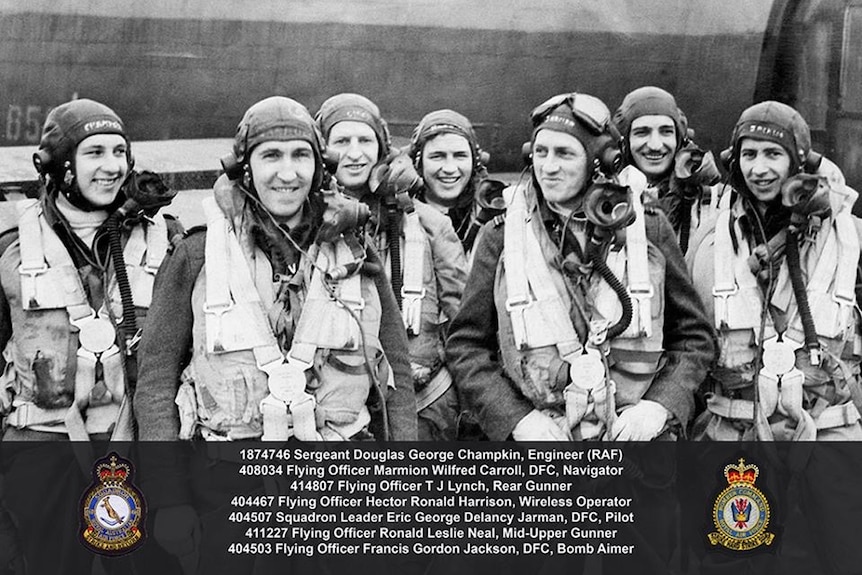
495, 167, 666, 439
0, 199, 168, 439
706, 161, 862, 438
175, 195, 387, 442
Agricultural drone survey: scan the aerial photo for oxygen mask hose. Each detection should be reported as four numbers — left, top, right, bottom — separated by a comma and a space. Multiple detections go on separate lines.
785, 229, 820, 364
585, 238, 633, 339
105, 213, 137, 352
387, 206, 403, 309
582, 179, 636, 339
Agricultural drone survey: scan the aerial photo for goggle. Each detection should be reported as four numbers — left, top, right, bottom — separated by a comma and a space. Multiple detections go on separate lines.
529, 93, 612, 136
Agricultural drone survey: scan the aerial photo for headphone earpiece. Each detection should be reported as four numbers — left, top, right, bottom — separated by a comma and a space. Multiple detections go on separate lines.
322, 149, 340, 174
32, 151, 48, 176
221, 153, 243, 180
521, 141, 532, 166
803, 150, 823, 174
477, 149, 491, 167
719, 147, 733, 172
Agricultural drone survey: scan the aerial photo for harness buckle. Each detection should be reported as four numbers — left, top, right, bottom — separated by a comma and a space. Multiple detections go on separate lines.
202, 301, 235, 315
18, 263, 49, 309
505, 295, 532, 312
712, 283, 739, 328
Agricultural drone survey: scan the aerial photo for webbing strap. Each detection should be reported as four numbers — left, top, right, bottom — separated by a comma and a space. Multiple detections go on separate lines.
415, 367, 453, 412
401, 210, 426, 335
202, 197, 277, 354
17, 201, 89, 314
713, 209, 738, 328
617, 166, 652, 337
144, 213, 169, 272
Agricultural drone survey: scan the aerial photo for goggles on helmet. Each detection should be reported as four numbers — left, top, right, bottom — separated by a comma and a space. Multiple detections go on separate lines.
530, 93, 612, 135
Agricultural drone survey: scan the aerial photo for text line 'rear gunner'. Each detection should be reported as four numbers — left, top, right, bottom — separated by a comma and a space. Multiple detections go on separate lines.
446, 92, 715, 442
134, 96, 416, 444
687, 101, 862, 441
315, 94, 468, 440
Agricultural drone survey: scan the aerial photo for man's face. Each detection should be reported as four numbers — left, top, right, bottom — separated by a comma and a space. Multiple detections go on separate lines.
249, 140, 315, 226
421, 133, 473, 205
74, 134, 129, 207
628, 115, 677, 180
532, 129, 588, 213
738, 138, 792, 204
326, 121, 380, 192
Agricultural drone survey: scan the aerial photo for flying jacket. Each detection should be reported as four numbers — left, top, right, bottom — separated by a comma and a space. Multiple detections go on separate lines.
446, 183, 715, 441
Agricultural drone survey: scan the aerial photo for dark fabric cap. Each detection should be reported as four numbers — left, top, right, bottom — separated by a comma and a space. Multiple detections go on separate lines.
409, 109, 478, 156
532, 103, 604, 168
234, 96, 322, 162
613, 86, 686, 145
315, 93, 391, 156
731, 101, 811, 168
37, 98, 126, 176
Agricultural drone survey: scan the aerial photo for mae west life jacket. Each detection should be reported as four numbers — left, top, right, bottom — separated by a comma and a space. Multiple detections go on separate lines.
0, 199, 168, 439
378, 202, 462, 411
495, 167, 666, 438
707, 170, 862, 437
175, 195, 390, 442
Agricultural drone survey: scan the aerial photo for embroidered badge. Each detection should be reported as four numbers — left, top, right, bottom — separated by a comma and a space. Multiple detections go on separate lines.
80, 452, 146, 556
708, 457, 775, 551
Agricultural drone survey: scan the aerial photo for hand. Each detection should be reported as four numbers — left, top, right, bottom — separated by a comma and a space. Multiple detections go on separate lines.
512, 409, 572, 441
154, 504, 201, 566
370, 153, 422, 198
609, 400, 671, 441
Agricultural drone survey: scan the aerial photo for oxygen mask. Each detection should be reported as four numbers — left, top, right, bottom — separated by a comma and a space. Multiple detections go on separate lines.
674, 143, 721, 192
780, 173, 831, 241
118, 170, 177, 219
475, 178, 507, 213
317, 186, 372, 243
583, 178, 636, 234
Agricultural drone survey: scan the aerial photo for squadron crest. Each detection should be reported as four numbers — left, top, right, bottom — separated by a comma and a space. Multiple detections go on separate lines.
708, 457, 775, 551
80, 452, 146, 556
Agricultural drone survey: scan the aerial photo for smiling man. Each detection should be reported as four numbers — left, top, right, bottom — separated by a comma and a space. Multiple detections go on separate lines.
316, 96, 469, 441
447, 91, 713, 443
685, 100, 862, 575
614, 86, 720, 253
688, 100, 862, 442
445, 91, 714, 573
0, 98, 182, 574
407, 109, 495, 257
134, 96, 417, 572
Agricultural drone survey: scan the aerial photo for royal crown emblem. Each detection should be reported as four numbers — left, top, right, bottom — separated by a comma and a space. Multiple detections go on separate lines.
708, 458, 775, 551
80, 452, 146, 556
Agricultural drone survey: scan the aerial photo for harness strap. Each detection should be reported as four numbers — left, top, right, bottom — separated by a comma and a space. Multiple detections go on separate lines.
401, 210, 425, 336
617, 166, 652, 337
415, 367, 453, 412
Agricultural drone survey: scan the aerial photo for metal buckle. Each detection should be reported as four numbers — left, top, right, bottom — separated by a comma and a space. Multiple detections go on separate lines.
18, 263, 48, 278
202, 301, 235, 315
505, 295, 532, 312
401, 287, 426, 299
628, 284, 654, 299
